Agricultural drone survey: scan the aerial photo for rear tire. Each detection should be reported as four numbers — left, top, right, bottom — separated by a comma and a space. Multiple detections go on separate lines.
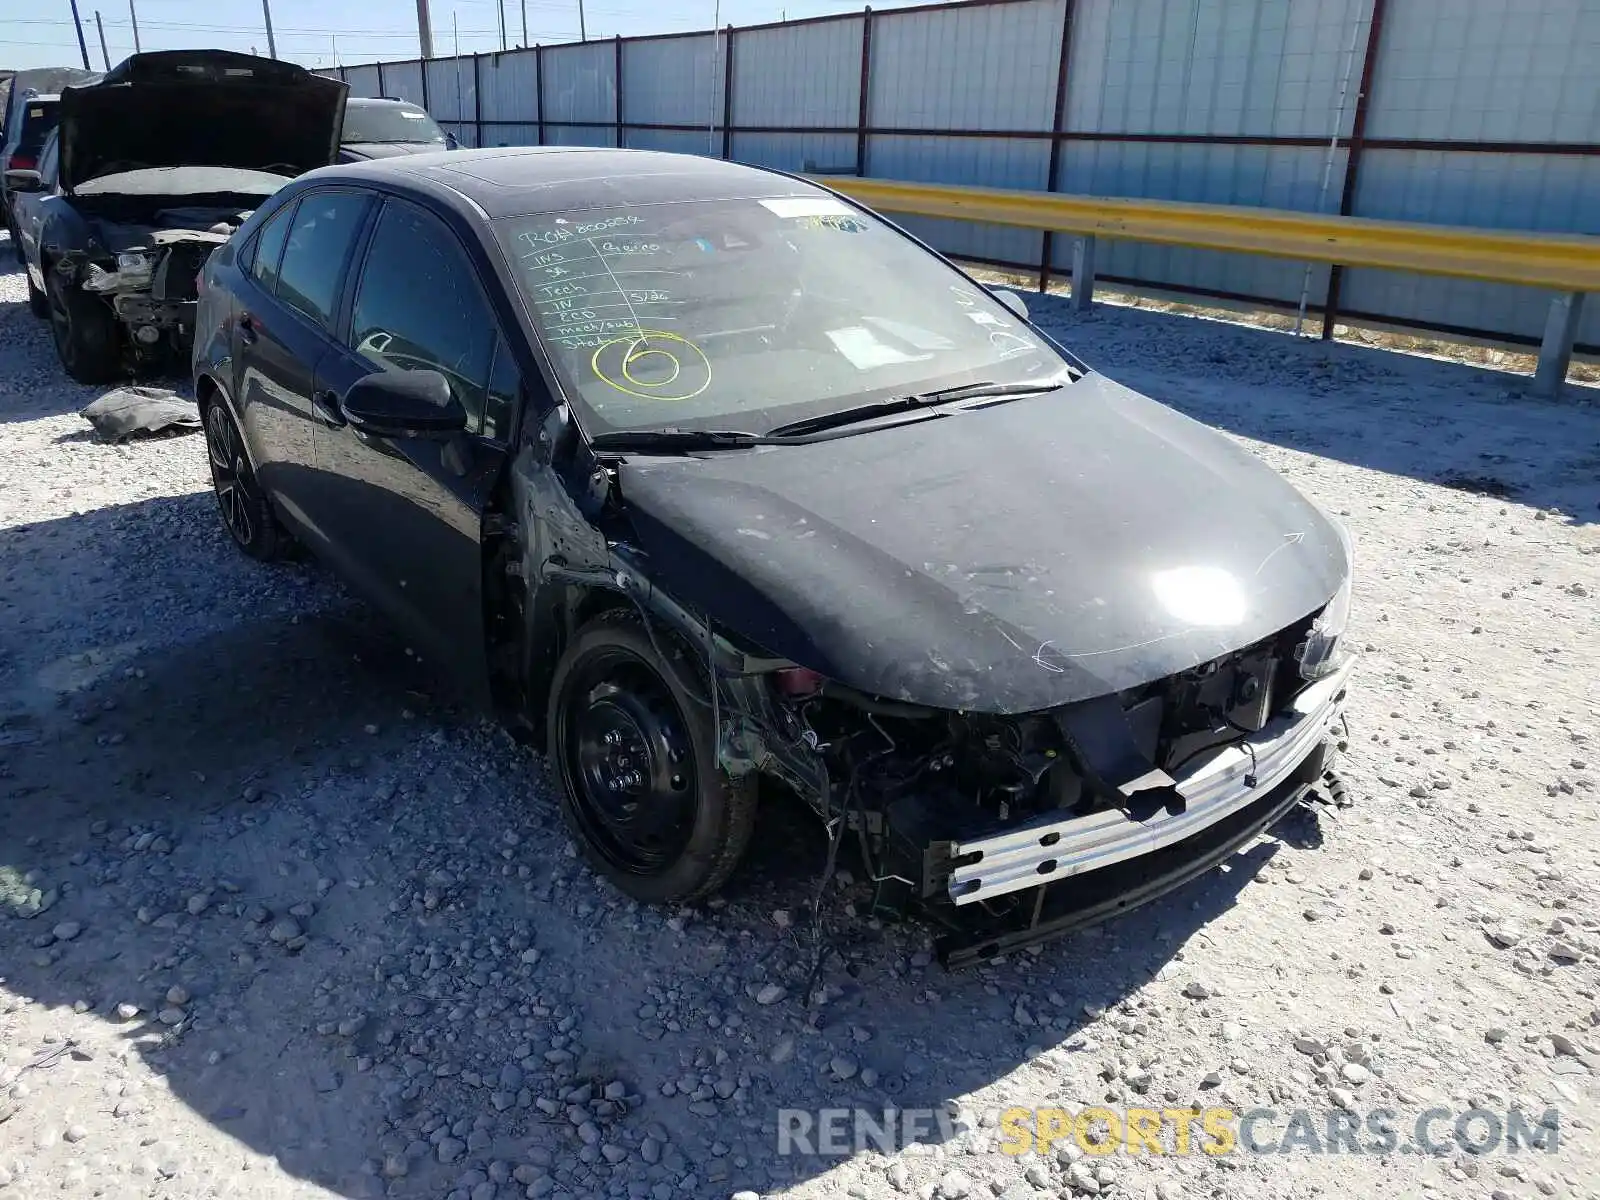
202, 399, 286, 562
45, 261, 121, 385
547, 612, 756, 904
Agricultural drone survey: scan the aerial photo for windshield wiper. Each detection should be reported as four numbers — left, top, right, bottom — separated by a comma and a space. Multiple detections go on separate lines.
588, 428, 776, 453
766, 379, 1065, 438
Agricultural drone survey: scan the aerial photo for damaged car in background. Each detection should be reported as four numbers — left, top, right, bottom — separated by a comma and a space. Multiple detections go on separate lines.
5, 50, 346, 384
192, 147, 1357, 967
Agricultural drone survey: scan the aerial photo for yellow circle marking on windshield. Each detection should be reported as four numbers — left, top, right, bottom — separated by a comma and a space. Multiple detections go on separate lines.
622, 348, 681, 388
591, 330, 711, 401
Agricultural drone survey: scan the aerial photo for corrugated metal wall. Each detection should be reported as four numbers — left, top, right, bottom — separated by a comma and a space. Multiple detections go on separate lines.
1339, 0, 1600, 345
330, 0, 1600, 350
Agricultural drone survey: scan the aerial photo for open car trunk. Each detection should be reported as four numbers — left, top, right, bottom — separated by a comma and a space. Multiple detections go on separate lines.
58, 50, 346, 194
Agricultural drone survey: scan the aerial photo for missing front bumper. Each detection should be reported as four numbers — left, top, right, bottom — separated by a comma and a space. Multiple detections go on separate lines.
944, 657, 1354, 907
932, 742, 1335, 968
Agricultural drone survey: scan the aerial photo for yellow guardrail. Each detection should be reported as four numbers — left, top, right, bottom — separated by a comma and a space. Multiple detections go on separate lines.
812, 176, 1600, 295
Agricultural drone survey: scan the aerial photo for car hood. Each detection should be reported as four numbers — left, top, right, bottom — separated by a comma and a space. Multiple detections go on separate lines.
340, 142, 442, 160
58, 50, 347, 193
616, 373, 1349, 714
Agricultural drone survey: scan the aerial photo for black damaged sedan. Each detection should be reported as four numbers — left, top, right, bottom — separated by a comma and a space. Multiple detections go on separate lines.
193, 147, 1356, 965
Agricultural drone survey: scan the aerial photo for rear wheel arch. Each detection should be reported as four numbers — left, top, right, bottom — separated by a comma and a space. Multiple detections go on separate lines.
194, 374, 261, 476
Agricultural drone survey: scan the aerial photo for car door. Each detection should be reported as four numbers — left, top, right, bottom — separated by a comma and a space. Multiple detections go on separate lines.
229, 188, 371, 542
307, 196, 519, 693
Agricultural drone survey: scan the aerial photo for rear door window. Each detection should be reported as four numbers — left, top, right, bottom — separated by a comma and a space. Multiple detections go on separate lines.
248, 201, 296, 294
274, 191, 371, 329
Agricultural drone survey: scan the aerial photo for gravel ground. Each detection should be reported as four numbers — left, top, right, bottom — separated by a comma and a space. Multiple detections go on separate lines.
2, 242, 1598, 1200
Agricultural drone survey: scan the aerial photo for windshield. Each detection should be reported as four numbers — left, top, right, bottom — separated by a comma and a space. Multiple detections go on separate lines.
494, 194, 1070, 436
342, 102, 447, 145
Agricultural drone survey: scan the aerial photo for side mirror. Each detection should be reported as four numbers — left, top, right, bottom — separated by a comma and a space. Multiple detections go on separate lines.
444, 131, 460, 150
4, 168, 43, 194
987, 286, 1029, 322
341, 369, 466, 438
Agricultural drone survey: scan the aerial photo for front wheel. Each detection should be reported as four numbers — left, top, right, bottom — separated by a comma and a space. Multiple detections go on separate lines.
26, 270, 47, 318
45, 263, 121, 384
547, 613, 756, 904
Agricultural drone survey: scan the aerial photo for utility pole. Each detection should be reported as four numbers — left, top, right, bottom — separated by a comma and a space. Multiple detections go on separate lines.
127, 0, 141, 51
497, 0, 506, 50
94, 10, 110, 68
578, 0, 586, 40
520, 0, 527, 47
416, 0, 433, 58
261, 0, 277, 58
68, 0, 92, 69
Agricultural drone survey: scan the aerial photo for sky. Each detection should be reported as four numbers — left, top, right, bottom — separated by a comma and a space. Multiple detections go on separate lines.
2, 0, 919, 72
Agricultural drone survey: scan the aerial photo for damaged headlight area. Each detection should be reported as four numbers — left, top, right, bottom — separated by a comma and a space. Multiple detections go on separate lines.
713, 610, 1354, 969
1297, 518, 1354, 681
80, 250, 156, 293
68, 231, 228, 353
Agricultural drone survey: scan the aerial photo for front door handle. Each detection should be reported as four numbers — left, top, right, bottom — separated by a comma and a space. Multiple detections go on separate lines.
312, 389, 346, 427
237, 312, 258, 346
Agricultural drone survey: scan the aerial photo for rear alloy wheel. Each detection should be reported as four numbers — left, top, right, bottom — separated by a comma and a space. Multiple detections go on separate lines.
203, 401, 284, 562
45, 263, 121, 384
548, 613, 756, 904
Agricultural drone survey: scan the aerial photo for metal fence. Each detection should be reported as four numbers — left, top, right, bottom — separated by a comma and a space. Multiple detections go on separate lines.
327, 0, 1600, 351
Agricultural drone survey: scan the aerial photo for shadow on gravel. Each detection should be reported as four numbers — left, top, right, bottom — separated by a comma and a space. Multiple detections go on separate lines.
1030, 295, 1600, 525
0, 497, 1322, 1199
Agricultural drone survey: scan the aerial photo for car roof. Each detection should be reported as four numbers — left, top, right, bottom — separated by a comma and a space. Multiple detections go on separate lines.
346, 95, 418, 107
300, 145, 818, 220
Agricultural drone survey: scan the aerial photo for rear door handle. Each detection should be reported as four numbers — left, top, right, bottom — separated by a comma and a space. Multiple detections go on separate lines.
312, 389, 346, 426
237, 312, 258, 345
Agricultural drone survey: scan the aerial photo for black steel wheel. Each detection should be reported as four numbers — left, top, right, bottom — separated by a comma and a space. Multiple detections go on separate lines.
45, 262, 120, 385
204, 400, 284, 562
547, 613, 756, 903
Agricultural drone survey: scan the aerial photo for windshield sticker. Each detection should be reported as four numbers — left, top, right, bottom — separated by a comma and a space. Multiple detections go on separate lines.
826, 327, 929, 370
759, 197, 854, 219
861, 316, 957, 351
796, 214, 867, 233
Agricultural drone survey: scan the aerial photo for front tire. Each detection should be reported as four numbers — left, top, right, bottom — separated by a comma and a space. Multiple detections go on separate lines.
26, 270, 47, 318
45, 262, 121, 384
547, 613, 756, 904
203, 400, 285, 562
